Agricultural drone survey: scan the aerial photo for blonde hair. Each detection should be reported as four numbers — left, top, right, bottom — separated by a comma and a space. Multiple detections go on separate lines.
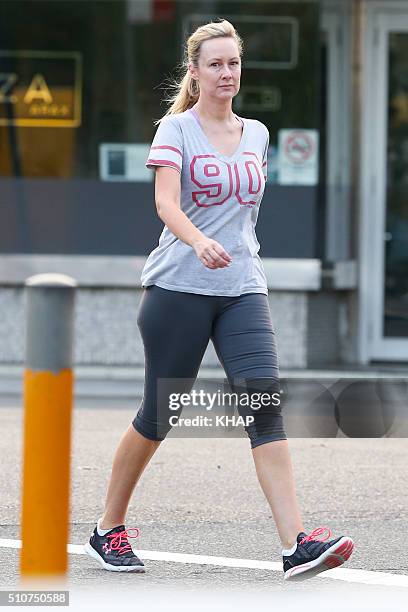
154, 18, 243, 125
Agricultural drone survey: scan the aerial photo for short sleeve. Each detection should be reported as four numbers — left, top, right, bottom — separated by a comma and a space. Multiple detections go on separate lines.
262, 128, 269, 182
146, 116, 183, 174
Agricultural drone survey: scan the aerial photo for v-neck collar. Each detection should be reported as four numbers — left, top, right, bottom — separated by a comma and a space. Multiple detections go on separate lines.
188, 107, 247, 162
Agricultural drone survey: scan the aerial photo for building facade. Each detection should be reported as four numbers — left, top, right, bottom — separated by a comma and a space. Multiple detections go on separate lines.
0, 0, 407, 370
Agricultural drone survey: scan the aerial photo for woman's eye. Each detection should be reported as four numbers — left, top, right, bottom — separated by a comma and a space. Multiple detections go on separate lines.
210, 62, 239, 67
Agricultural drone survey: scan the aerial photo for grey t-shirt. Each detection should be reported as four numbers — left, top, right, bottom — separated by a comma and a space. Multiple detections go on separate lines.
141, 107, 269, 296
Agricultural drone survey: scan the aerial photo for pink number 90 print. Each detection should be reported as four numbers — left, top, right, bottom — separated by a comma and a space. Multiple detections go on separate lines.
190, 153, 264, 208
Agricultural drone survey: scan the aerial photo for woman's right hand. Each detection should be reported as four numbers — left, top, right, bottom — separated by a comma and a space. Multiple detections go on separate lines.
192, 236, 232, 269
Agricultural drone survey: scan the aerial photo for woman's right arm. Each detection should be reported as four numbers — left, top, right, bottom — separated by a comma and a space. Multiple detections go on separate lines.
154, 166, 232, 270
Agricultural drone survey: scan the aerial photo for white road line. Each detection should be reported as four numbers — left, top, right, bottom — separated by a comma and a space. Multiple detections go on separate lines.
1, 539, 407, 588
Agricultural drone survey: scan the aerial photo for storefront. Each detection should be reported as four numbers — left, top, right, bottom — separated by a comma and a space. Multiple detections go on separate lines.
359, 1, 408, 362
0, 0, 407, 369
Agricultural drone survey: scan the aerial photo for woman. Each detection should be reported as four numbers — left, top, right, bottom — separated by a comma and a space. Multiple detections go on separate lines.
84, 19, 354, 582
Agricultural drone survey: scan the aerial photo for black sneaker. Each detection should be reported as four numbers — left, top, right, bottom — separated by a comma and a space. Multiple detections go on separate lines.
84, 523, 145, 572
283, 526, 354, 581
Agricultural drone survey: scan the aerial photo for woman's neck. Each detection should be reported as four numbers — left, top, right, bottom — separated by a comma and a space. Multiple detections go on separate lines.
192, 101, 236, 126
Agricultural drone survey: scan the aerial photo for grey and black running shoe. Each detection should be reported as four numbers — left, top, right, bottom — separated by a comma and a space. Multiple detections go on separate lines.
84, 523, 145, 572
283, 526, 354, 581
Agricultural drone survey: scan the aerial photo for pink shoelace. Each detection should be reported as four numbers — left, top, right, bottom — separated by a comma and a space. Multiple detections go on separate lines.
299, 526, 332, 546
104, 527, 141, 556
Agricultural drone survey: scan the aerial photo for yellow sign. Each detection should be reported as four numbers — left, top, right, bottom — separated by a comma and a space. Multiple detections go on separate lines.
0, 51, 82, 127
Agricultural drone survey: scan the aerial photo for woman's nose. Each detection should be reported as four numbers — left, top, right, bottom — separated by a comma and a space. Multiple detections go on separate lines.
221, 64, 233, 78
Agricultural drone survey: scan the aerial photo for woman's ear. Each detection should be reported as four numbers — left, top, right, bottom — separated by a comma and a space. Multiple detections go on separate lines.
188, 63, 198, 82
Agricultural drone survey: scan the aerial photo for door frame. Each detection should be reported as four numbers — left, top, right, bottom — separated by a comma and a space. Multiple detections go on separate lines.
359, 0, 408, 361
320, 0, 352, 263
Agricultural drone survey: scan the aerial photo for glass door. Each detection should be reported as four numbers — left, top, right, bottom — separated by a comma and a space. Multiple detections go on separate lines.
369, 11, 408, 360
384, 31, 408, 339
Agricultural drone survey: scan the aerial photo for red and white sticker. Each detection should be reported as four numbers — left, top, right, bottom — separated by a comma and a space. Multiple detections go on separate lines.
278, 129, 319, 185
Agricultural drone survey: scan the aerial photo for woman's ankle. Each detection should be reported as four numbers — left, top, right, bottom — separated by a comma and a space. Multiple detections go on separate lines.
99, 515, 125, 530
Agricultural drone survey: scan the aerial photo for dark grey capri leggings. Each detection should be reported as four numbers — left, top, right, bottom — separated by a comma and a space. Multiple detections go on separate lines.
132, 285, 287, 449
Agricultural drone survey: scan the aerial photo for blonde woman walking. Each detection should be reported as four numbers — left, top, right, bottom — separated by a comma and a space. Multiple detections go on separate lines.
84, 19, 354, 581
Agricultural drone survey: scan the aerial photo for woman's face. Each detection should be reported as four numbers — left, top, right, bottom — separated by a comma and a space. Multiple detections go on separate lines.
189, 36, 241, 102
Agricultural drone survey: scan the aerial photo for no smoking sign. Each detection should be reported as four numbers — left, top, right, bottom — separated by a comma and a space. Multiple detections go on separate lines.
278, 129, 319, 185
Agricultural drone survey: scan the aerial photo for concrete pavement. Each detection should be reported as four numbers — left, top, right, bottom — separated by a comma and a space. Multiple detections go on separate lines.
1, 396, 407, 605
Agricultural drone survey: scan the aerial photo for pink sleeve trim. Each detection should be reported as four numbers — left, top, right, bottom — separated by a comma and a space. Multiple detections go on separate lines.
151, 145, 182, 157
146, 159, 181, 173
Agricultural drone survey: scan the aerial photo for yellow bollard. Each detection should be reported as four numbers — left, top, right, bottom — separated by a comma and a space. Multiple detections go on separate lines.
20, 273, 76, 582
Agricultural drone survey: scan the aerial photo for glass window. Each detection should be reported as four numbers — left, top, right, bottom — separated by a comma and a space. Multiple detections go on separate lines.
0, 0, 322, 257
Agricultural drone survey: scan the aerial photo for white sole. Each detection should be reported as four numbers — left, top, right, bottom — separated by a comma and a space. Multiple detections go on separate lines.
283, 536, 354, 581
84, 542, 146, 573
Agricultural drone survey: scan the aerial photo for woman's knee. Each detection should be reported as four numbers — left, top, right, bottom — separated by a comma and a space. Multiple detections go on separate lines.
132, 409, 171, 443
246, 420, 288, 449
232, 377, 286, 448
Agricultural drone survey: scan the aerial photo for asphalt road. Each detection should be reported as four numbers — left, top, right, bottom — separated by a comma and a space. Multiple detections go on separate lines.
1, 398, 407, 610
